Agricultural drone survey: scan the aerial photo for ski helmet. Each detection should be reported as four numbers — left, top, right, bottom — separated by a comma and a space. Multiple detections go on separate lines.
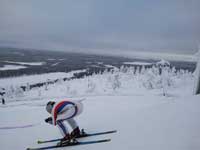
46, 101, 55, 113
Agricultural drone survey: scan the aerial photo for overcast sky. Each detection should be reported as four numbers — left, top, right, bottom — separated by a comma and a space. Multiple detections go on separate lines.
0, 0, 200, 54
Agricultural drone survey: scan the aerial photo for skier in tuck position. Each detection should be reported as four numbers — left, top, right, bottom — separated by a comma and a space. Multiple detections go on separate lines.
45, 99, 84, 145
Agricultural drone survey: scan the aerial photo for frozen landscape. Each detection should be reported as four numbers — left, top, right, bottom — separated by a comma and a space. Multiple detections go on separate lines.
0, 60, 200, 150
1, 1, 200, 149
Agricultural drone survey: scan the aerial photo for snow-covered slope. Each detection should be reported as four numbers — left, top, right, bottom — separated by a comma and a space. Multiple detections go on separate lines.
4, 61, 46, 66
0, 65, 199, 150
0, 94, 200, 150
0, 65, 27, 71
1, 65, 194, 102
0, 70, 86, 88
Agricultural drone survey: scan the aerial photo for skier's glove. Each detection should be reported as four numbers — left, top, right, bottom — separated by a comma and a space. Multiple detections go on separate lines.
45, 117, 53, 124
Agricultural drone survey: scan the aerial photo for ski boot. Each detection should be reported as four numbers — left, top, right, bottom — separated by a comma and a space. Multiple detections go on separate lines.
57, 134, 71, 146
71, 127, 87, 138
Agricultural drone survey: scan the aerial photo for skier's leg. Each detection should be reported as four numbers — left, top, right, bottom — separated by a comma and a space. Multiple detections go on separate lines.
57, 120, 69, 137
67, 118, 78, 130
57, 120, 71, 145
67, 118, 82, 137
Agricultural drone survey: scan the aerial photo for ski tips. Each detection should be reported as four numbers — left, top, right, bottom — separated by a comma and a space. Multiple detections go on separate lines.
104, 139, 111, 142
109, 130, 117, 133
37, 140, 44, 144
26, 148, 33, 150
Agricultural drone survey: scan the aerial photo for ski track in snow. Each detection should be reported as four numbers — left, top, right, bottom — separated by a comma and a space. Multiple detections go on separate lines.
0, 123, 40, 130
0, 95, 200, 150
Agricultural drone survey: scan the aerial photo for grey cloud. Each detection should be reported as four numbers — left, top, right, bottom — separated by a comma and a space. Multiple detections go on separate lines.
0, 0, 199, 54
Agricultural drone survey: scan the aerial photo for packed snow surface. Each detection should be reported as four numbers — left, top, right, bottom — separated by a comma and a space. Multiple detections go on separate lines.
0, 94, 200, 150
0, 70, 86, 87
0, 65, 27, 71
4, 61, 46, 66
123, 62, 152, 65
0, 66, 199, 150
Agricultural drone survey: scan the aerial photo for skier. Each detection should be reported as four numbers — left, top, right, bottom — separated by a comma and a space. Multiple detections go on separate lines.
45, 99, 84, 145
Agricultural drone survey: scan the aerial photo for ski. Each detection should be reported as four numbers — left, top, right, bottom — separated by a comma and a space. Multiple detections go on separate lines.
27, 139, 111, 150
37, 130, 116, 144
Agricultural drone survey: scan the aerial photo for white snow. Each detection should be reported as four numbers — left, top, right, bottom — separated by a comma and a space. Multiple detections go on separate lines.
47, 59, 56, 61
0, 66, 199, 150
0, 65, 27, 71
90, 65, 102, 68
0, 70, 86, 88
51, 62, 60, 66
156, 59, 170, 66
0, 94, 199, 150
4, 61, 46, 66
123, 62, 152, 66
104, 65, 118, 69
97, 62, 103, 65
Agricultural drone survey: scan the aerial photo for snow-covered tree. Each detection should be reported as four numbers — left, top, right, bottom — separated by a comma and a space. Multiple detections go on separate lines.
86, 78, 96, 93
14, 86, 24, 97
26, 82, 30, 91
140, 65, 146, 74
38, 88, 42, 97
45, 79, 50, 91
111, 74, 121, 91
135, 66, 140, 75
156, 59, 170, 68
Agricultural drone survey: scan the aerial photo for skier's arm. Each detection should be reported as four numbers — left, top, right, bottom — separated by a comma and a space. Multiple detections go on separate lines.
45, 117, 53, 124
